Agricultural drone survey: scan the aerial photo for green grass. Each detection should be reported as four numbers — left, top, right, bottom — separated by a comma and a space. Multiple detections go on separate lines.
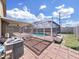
62, 34, 79, 51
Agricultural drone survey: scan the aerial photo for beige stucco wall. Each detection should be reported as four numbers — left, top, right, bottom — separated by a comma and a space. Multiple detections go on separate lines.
0, 18, 1, 37
0, 0, 4, 17
0, 0, 6, 38
0, 18, 9, 38
0, 0, 3, 38
1, 20, 9, 37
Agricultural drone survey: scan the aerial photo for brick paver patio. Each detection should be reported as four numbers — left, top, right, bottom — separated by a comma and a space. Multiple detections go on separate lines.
20, 43, 79, 59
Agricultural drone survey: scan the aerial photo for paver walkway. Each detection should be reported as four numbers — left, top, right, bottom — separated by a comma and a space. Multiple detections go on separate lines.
20, 43, 79, 59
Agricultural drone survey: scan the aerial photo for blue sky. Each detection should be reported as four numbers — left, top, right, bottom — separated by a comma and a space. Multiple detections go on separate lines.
6, 0, 79, 27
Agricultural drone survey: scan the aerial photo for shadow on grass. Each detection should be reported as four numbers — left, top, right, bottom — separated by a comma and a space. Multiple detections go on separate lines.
67, 46, 79, 51
71, 47, 79, 51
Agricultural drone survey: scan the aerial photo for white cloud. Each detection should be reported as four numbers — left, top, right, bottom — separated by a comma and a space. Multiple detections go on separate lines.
53, 5, 74, 19
18, 3, 23, 5
55, 4, 65, 9
7, 6, 38, 22
7, 5, 52, 22
39, 5, 47, 10
37, 13, 52, 21
37, 13, 45, 19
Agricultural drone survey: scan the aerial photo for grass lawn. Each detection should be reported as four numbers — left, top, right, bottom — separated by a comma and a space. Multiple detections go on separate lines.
62, 34, 79, 51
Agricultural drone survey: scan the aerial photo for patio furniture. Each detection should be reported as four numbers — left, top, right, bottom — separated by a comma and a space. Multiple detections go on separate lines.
54, 34, 63, 43
5, 33, 10, 38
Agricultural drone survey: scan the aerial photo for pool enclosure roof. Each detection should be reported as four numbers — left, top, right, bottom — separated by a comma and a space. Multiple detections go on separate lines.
33, 18, 60, 28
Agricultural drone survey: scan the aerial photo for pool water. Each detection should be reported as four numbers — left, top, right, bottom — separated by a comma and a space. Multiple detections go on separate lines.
32, 33, 48, 36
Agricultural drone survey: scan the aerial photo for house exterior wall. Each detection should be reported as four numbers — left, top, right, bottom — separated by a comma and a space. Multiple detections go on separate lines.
0, 0, 4, 37
0, 0, 6, 38
2, 0, 6, 16
0, 18, 9, 38
0, 19, 1, 37
0, 0, 3, 17
0, 0, 6, 17
1, 20, 9, 37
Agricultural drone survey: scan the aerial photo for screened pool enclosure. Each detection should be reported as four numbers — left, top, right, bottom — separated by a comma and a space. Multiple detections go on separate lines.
32, 19, 60, 36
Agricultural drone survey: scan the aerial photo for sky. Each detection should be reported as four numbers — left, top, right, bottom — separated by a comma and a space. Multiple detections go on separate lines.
6, 0, 79, 27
